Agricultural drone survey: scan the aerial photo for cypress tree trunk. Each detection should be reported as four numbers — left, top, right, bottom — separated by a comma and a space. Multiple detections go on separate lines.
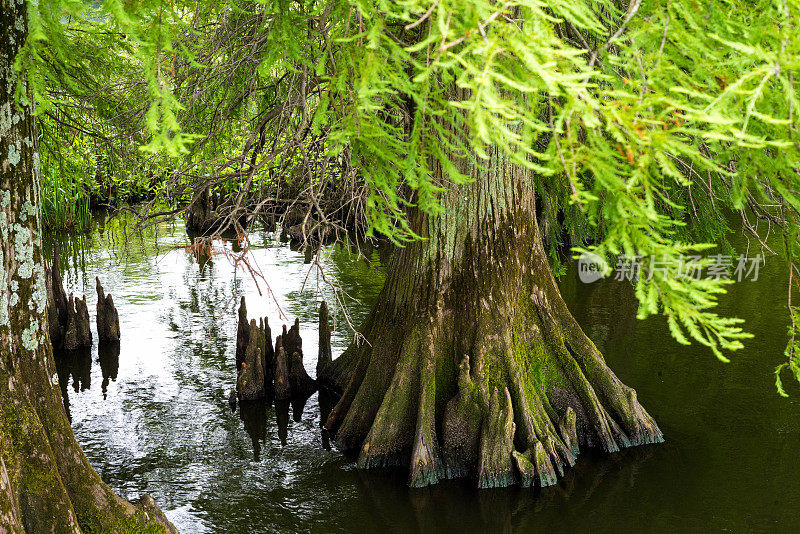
0, 2, 175, 531
321, 145, 663, 488
185, 187, 211, 231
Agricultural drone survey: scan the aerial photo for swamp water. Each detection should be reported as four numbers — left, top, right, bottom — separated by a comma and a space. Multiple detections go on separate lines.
46, 217, 800, 533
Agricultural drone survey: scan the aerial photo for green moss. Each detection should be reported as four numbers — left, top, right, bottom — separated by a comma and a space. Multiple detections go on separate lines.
0, 402, 61, 497
481, 357, 505, 393
511, 319, 565, 395
75, 506, 169, 534
0, 396, 172, 533
431, 330, 457, 407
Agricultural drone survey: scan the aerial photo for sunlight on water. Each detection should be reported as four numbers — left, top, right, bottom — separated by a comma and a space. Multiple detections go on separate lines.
47, 214, 800, 533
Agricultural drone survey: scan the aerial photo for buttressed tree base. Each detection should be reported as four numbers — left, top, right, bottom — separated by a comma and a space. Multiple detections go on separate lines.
322, 144, 662, 488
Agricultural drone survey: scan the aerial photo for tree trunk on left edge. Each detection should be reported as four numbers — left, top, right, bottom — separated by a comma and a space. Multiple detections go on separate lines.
0, 2, 176, 532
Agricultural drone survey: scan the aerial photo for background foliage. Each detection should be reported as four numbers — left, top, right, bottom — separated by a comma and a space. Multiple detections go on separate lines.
19, 0, 800, 390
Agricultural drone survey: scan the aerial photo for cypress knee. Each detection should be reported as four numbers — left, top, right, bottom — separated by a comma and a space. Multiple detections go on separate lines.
45, 244, 69, 349
75, 295, 92, 347
186, 186, 212, 231
51, 244, 68, 324
96, 277, 120, 342
274, 338, 290, 401
45, 260, 63, 349
237, 319, 265, 401
317, 301, 332, 377
235, 297, 249, 371
262, 317, 274, 395
64, 294, 92, 350
283, 319, 302, 363
288, 351, 317, 399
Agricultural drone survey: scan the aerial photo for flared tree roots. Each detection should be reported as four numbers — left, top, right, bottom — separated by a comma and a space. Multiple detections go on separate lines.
318, 148, 663, 489
321, 273, 662, 489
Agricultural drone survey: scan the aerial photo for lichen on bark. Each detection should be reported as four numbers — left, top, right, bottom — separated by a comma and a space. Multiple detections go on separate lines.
0, 0, 176, 530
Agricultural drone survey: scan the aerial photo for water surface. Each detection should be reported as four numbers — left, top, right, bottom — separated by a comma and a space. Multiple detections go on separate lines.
47, 216, 800, 533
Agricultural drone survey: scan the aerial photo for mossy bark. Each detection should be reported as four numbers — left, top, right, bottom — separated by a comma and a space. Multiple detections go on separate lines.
0, 2, 176, 531
320, 140, 662, 488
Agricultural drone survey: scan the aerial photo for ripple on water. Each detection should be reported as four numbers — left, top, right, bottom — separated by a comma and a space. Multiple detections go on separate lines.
47, 217, 800, 533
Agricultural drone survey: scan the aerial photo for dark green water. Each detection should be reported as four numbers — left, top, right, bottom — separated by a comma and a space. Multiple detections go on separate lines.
47, 217, 800, 533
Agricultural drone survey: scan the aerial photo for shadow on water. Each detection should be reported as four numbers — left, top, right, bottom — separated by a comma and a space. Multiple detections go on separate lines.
44, 216, 800, 533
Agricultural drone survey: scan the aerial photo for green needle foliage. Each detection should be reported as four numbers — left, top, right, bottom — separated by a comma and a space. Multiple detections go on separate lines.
15, 0, 800, 390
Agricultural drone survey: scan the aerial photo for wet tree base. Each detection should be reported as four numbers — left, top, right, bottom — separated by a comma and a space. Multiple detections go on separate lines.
319, 188, 663, 489
321, 289, 663, 489
0, 372, 177, 533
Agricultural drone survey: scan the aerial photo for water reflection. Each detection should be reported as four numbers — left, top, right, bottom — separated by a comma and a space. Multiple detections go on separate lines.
291, 391, 313, 424
239, 400, 269, 461
44, 215, 800, 533
275, 399, 290, 447
54, 347, 92, 421
54, 343, 123, 420
99, 342, 120, 400
318, 389, 336, 451
235, 391, 316, 461
220, 347, 325, 459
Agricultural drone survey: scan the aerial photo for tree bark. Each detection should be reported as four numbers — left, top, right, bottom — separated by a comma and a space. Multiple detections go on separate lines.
185, 187, 211, 231
0, 2, 176, 531
317, 301, 332, 377
96, 278, 120, 342
320, 142, 662, 488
